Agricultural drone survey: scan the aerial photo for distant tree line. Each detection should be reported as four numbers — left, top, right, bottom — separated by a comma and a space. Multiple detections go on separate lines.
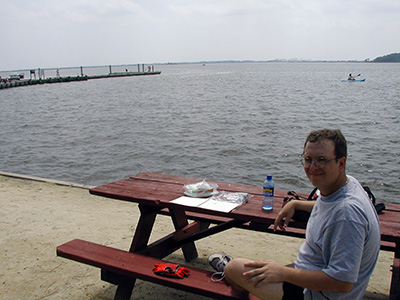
373, 53, 400, 62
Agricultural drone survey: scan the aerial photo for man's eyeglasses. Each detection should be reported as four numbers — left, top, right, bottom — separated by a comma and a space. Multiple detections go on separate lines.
300, 156, 338, 169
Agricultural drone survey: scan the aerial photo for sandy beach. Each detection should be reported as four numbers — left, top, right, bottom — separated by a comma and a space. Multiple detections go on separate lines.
0, 172, 392, 300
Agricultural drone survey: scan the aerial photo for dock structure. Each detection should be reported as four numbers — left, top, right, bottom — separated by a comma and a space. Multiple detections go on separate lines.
0, 64, 161, 90
86, 70, 161, 80
0, 76, 89, 89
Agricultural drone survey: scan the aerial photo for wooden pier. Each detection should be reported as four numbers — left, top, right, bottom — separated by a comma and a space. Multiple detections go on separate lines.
87, 71, 161, 80
0, 75, 88, 89
0, 65, 161, 90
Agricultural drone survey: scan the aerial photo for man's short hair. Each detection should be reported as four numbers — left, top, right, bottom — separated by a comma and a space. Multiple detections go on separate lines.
304, 129, 347, 159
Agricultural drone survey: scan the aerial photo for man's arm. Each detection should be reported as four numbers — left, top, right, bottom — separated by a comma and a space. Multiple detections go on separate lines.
283, 265, 354, 292
243, 260, 354, 293
273, 200, 315, 231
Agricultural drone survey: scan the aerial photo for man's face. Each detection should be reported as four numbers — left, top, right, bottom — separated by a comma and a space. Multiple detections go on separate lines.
303, 139, 345, 195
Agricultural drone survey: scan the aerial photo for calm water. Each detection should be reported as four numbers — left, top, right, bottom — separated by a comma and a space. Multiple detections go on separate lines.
1, 62, 399, 203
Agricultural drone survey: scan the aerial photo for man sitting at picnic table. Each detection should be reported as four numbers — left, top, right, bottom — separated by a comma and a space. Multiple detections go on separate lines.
214, 129, 381, 300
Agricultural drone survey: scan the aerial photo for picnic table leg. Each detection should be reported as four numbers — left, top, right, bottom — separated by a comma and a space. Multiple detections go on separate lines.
390, 249, 400, 300
114, 281, 136, 300
169, 208, 198, 261
111, 204, 159, 300
129, 204, 159, 252
389, 240, 400, 300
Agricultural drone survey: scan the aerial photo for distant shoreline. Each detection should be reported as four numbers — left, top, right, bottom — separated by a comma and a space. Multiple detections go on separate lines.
3, 51, 399, 73
1, 59, 394, 74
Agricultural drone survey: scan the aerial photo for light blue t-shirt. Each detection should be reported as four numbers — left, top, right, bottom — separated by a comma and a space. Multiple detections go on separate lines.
295, 176, 381, 300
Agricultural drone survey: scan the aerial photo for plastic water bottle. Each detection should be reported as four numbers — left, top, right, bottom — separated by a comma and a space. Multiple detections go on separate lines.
262, 174, 274, 211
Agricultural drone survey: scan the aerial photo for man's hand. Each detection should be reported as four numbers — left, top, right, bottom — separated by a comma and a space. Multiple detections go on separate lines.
273, 200, 316, 232
242, 260, 285, 287
273, 200, 297, 231
243, 260, 354, 293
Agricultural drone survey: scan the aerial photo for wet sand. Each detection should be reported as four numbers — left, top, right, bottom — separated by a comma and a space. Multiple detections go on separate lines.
0, 172, 391, 299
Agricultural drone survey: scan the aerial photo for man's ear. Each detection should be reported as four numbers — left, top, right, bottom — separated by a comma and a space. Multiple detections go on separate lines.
338, 157, 346, 171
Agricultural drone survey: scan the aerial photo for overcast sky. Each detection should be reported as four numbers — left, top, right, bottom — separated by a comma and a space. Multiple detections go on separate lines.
1, 0, 399, 70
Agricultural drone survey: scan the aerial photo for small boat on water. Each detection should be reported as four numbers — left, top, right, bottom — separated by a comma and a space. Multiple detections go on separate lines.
341, 78, 366, 82
9, 73, 24, 80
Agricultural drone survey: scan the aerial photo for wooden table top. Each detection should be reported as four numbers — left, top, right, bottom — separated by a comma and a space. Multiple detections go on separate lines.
90, 172, 400, 243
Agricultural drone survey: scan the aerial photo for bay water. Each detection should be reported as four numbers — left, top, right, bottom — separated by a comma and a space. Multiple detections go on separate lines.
0, 62, 399, 203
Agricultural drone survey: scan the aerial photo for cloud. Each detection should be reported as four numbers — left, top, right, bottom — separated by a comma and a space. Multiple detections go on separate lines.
1, 0, 149, 25
0, 0, 399, 69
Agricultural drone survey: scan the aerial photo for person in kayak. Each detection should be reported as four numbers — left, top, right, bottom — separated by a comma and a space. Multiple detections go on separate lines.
348, 74, 355, 80
220, 129, 381, 300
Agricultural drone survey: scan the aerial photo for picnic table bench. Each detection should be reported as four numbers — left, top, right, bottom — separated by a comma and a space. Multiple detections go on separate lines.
57, 239, 259, 300
56, 172, 400, 300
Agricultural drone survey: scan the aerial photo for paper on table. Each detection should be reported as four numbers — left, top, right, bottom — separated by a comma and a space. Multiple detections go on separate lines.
196, 199, 240, 213
170, 196, 208, 207
170, 196, 241, 213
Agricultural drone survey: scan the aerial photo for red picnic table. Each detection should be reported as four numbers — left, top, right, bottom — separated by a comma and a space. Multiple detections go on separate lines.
57, 172, 400, 300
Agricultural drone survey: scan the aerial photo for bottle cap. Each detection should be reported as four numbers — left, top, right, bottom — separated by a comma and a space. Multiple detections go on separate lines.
267, 174, 272, 180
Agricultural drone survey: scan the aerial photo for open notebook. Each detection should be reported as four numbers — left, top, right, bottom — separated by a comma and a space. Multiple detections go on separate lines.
170, 192, 251, 213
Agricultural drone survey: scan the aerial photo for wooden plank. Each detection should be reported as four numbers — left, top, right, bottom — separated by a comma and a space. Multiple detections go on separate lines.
133, 172, 400, 208
379, 210, 400, 223
57, 239, 260, 300
168, 207, 198, 261
90, 179, 283, 228
134, 172, 297, 199
128, 204, 159, 252
89, 178, 182, 205
390, 258, 400, 300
